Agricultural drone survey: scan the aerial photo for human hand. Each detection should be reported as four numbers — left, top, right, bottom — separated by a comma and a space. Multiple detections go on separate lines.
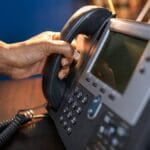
0, 31, 74, 79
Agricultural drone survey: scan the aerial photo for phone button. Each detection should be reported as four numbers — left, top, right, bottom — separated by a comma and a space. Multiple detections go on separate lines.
77, 92, 83, 99
87, 96, 102, 120
63, 121, 68, 129
86, 77, 91, 82
72, 101, 78, 109
81, 96, 88, 104
63, 106, 69, 114
59, 116, 64, 123
108, 94, 115, 101
67, 111, 73, 119
75, 107, 82, 115
68, 97, 74, 104
100, 87, 106, 94
92, 82, 97, 87
66, 127, 72, 135
74, 86, 79, 95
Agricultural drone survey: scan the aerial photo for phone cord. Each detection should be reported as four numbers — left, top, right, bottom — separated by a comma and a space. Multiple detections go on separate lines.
0, 103, 48, 148
0, 110, 33, 147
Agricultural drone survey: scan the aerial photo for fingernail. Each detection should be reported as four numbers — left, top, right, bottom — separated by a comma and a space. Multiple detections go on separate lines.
73, 51, 80, 60
58, 72, 65, 80
62, 59, 69, 66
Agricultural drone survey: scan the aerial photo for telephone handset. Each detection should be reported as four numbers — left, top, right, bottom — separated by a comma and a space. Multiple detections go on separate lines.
0, 5, 149, 150
42, 6, 112, 110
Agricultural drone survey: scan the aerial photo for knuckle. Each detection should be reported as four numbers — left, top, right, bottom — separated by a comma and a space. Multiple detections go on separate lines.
10, 70, 20, 79
40, 31, 53, 41
42, 31, 53, 36
10, 69, 27, 79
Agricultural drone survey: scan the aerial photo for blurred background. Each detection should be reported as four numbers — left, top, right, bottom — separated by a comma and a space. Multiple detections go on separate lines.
0, 0, 149, 80
90, 0, 149, 21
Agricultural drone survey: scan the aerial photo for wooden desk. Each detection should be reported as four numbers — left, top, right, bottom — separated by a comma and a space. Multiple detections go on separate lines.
0, 78, 65, 150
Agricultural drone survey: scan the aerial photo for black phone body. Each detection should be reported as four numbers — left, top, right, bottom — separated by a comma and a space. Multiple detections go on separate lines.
42, 6, 112, 110
43, 6, 150, 150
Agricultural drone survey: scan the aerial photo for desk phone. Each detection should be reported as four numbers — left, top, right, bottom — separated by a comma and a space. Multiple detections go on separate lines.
43, 6, 150, 150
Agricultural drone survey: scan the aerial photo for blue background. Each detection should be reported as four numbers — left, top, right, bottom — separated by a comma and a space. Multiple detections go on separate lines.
0, 0, 88, 80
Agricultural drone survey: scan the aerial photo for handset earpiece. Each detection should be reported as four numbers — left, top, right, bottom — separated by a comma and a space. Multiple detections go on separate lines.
42, 6, 112, 110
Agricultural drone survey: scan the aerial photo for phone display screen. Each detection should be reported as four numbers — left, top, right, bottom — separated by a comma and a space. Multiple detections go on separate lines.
91, 31, 148, 93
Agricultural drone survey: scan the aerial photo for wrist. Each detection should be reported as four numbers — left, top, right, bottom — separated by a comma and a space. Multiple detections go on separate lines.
0, 41, 9, 74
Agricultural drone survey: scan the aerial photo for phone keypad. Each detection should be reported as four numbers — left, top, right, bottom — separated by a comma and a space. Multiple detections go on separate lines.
59, 85, 89, 135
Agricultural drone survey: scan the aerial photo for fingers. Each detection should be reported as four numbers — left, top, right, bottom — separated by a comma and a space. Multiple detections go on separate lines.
41, 31, 61, 40
58, 66, 70, 80
51, 32, 61, 40
60, 51, 80, 67
46, 40, 74, 58
57, 49, 80, 80
26, 31, 74, 59
57, 57, 72, 80
61, 57, 72, 66
73, 50, 80, 61
30, 31, 61, 41
4, 31, 77, 80
42, 31, 60, 40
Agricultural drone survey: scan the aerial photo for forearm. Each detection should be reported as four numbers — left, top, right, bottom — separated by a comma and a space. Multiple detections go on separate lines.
0, 41, 30, 77
0, 41, 10, 74
0, 40, 36, 67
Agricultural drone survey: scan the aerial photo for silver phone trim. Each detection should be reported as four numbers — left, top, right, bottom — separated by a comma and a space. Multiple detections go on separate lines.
79, 19, 150, 126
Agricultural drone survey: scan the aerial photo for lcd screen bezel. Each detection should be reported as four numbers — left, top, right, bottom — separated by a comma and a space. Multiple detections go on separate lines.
79, 19, 150, 125
90, 31, 148, 94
